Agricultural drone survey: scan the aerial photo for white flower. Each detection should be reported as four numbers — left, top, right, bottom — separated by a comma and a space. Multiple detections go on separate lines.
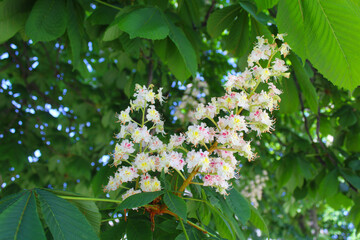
118, 107, 132, 123
140, 174, 161, 192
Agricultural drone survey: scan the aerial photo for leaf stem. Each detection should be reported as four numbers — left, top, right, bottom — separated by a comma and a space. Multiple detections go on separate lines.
94, 0, 122, 11
58, 195, 123, 204
180, 218, 190, 240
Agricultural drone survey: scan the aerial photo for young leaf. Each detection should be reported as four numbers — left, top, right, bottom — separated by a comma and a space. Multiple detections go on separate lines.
0, 191, 46, 240
163, 191, 187, 220
36, 189, 99, 240
227, 188, 251, 224
25, 0, 67, 42
115, 191, 164, 212
118, 7, 169, 40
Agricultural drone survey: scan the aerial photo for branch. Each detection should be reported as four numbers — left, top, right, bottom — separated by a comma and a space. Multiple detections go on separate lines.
147, 49, 153, 87
293, 75, 326, 167
201, 0, 216, 27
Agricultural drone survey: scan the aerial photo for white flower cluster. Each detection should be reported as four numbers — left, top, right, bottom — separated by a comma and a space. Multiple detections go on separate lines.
174, 77, 209, 124
241, 171, 269, 208
104, 34, 290, 198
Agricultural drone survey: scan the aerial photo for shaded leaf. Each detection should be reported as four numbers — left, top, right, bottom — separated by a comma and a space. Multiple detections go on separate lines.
289, 54, 318, 113
25, 0, 67, 42
207, 4, 241, 38
0, 0, 35, 43
126, 219, 152, 240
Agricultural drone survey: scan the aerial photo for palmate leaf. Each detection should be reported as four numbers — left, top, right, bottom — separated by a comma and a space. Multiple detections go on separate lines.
47, 189, 102, 236
227, 188, 251, 225
25, 0, 67, 42
115, 191, 164, 213
249, 205, 269, 236
277, 0, 360, 90
36, 189, 99, 240
163, 191, 187, 220
303, 0, 360, 90
0, 191, 46, 240
276, 0, 307, 59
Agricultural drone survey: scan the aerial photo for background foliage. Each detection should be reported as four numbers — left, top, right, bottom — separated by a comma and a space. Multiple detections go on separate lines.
1, 0, 360, 239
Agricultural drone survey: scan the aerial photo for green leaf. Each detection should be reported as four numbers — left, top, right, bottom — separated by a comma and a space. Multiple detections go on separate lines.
36, 189, 99, 240
49, 190, 102, 236
277, 0, 360, 90
340, 168, 360, 190
126, 219, 152, 240
254, 0, 279, 12
276, 0, 307, 59
249, 205, 269, 236
0, 191, 24, 214
302, 0, 360, 90
289, 54, 318, 113
167, 19, 198, 77
118, 7, 169, 40
0, 191, 46, 240
345, 131, 360, 152
240, 1, 274, 26
208, 205, 235, 240
319, 169, 338, 198
339, 107, 357, 127
66, 0, 86, 73
279, 77, 300, 114
250, 16, 272, 41
327, 192, 353, 210
223, 10, 250, 57
87, 6, 118, 25
207, 4, 241, 38
227, 188, 251, 224
103, 24, 122, 41
0, 0, 35, 43
25, 0, 67, 42
163, 191, 187, 220
115, 191, 164, 212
